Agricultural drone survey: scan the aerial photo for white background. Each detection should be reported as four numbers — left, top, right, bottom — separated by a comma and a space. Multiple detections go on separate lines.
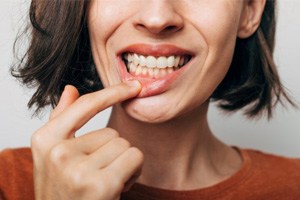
0, 1, 299, 157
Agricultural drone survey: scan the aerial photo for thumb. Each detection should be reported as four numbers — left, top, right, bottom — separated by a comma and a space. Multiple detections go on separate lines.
49, 85, 80, 120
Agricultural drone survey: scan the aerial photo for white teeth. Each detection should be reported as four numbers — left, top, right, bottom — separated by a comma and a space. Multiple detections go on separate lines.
129, 63, 136, 72
128, 53, 133, 62
142, 67, 147, 75
146, 56, 157, 68
174, 56, 180, 67
125, 53, 189, 69
135, 65, 142, 75
148, 68, 154, 77
154, 68, 159, 78
157, 57, 167, 69
167, 68, 173, 74
160, 69, 167, 77
124, 52, 191, 78
129, 64, 178, 78
167, 56, 175, 67
133, 54, 139, 65
140, 55, 147, 67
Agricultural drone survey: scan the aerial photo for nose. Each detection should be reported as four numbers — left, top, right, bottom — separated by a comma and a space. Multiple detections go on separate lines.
134, 0, 184, 35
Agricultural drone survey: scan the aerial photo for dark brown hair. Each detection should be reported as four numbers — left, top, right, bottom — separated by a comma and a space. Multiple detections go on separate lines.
211, 0, 296, 118
11, 0, 295, 118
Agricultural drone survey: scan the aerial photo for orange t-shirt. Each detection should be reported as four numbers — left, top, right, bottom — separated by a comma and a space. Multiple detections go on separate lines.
0, 147, 300, 200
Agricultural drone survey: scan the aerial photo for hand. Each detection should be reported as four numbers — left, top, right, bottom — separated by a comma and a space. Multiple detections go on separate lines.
31, 81, 144, 200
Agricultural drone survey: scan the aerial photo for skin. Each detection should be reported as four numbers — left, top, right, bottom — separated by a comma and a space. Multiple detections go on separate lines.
31, 0, 266, 199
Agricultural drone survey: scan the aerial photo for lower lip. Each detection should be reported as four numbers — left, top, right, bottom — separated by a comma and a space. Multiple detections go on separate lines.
117, 57, 189, 98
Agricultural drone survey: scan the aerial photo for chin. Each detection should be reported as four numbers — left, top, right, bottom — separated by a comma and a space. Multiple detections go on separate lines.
122, 97, 180, 123
122, 94, 212, 125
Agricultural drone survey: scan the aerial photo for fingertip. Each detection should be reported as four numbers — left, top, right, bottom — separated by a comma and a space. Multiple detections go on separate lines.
64, 85, 80, 99
52, 85, 80, 118
124, 80, 142, 93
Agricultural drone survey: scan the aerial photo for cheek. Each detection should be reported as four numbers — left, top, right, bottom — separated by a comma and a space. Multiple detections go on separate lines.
185, 4, 242, 102
87, 2, 122, 86
203, 14, 239, 75
196, 4, 241, 66
191, 4, 240, 50
88, 0, 135, 42
183, 1, 241, 49
88, 3, 116, 44
88, 1, 138, 86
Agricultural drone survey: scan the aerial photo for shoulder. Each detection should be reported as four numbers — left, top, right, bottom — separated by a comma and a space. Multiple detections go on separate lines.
0, 148, 34, 199
246, 149, 300, 174
0, 147, 33, 174
240, 148, 300, 198
0, 147, 32, 161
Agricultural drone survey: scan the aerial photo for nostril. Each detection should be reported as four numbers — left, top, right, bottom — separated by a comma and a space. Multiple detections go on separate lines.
136, 23, 182, 35
165, 25, 178, 32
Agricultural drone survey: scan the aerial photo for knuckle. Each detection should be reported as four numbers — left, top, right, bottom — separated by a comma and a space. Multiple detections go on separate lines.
31, 131, 42, 148
48, 143, 71, 165
31, 129, 47, 153
68, 169, 86, 190
113, 137, 131, 149
67, 175, 89, 194
104, 127, 120, 138
77, 93, 92, 105
128, 147, 144, 163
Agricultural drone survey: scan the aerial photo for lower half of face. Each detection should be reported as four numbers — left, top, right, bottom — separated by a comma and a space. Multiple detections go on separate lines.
88, 0, 243, 123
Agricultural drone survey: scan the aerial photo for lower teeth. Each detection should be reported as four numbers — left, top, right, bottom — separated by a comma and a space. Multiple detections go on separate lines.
127, 63, 179, 78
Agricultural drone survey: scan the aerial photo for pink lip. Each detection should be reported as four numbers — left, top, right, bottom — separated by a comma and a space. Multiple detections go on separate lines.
117, 44, 194, 98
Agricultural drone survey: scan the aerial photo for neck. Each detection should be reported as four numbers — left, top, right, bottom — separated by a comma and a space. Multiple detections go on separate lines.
107, 102, 242, 190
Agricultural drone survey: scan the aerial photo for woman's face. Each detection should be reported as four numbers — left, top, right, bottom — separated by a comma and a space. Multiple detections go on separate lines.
88, 0, 251, 123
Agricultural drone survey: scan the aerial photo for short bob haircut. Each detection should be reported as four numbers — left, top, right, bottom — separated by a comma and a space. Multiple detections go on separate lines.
11, 0, 294, 118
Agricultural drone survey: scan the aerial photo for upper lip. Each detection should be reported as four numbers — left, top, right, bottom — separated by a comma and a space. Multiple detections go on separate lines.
117, 43, 195, 57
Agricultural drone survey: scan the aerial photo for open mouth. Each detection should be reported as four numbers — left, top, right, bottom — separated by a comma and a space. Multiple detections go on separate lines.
121, 53, 192, 79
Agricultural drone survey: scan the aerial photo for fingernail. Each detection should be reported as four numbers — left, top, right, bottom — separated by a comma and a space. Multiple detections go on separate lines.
125, 80, 141, 89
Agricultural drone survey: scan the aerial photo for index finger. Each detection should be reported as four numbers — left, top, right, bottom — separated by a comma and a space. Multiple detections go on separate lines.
43, 80, 141, 140
49, 85, 80, 120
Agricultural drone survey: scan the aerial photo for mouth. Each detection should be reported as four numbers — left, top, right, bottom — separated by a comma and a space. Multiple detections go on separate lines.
121, 53, 192, 79
117, 44, 194, 97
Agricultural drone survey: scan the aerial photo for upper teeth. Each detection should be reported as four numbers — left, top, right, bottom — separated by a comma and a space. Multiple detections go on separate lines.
124, 53, 187, 69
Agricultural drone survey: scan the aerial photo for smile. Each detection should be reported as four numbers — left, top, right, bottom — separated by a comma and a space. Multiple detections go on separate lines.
117, 44, 194, 97
122, 53, 191, 79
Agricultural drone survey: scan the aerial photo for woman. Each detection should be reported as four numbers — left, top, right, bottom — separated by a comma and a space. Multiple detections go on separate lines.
1, 0, 299, 199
